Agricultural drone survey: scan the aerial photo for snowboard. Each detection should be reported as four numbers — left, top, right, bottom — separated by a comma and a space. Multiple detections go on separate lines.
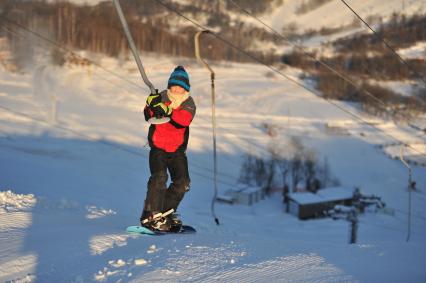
126, 224, 196, 235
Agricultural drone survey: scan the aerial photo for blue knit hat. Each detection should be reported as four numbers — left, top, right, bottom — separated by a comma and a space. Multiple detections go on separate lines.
167, 65, 190, 92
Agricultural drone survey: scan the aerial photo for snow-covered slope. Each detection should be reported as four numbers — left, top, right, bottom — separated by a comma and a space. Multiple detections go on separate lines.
47, 0, 105, 5
1, 52, 426, 282
266, 0, 426, 33
398, 41, 426, 60
57, 0, 426, 34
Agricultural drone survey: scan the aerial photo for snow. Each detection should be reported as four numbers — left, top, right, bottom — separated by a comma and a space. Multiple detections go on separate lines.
1, 49, 426, 282
86, 205, 117, 219
289, 187, 354, 205
369, 79, 421, 97
89, 234, 129, 255
250, 0, 426, 50
48, 0, 107, 5
0, 190, 37, 213
134, 258, 148, 266
382, 142, 426, 167
289, 191, 322, 205
319, 186, 355, 201
227, 184, 263, 194
398, 41, 426, 59
265, 0, 426, 34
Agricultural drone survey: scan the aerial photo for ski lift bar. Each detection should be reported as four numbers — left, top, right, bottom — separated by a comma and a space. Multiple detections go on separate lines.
399, 145, 412, 242
195, 30, 220, 225
112, 0, 169, 124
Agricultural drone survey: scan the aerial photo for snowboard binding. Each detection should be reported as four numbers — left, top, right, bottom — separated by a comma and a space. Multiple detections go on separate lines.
140, 209, 175, 232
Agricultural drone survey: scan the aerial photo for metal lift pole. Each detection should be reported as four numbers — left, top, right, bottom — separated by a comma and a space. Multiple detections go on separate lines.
113, 0, 169, 124
400, 145, 412, 242
194, 30, 219, 225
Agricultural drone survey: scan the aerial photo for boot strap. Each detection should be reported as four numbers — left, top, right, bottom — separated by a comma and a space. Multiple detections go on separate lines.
141, 208, 174, 224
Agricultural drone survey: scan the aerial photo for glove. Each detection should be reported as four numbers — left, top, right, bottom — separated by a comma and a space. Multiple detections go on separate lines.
146, 90, 162, 107
152, 102, 172, 118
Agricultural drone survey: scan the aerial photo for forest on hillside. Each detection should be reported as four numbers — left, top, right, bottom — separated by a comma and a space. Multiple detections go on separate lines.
282, 13, 426, 119
0, 0, 281, 67
0, 0, 424, 120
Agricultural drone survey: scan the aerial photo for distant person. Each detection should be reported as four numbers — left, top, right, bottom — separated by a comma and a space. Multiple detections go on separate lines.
140, 65, 196, 232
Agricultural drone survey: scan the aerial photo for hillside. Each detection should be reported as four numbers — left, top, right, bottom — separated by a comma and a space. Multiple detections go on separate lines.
1, 1, 426, 282
0, 0, 282, 63
2, 0, 425, 120
1, 51, 426, 282
266, 0, 425, 34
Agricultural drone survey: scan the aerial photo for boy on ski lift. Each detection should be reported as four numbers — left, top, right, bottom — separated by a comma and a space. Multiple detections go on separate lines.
140, 65, 196, 232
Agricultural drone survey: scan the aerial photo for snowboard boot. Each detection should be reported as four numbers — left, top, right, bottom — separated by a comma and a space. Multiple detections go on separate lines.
140, 211, 172, 232
167, 213, 183, 232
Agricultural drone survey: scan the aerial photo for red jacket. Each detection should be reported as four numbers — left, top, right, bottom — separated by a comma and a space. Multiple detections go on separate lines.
144, 90, 196, 152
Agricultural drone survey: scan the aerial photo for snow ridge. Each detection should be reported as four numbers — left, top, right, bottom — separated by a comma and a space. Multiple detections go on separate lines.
0, 190, 36, 213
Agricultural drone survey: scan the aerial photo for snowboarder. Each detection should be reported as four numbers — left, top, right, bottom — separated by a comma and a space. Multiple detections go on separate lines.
140, 65, 196, 232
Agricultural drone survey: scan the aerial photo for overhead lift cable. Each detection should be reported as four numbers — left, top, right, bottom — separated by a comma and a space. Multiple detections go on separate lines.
152, 0, 426, 158
339, 0, 426, 86
0, 4, 424, 237
3, 3, 425, 185
1, 18, 147, 93
228, 0, 426, 123
0, 20, 266, 182
0, 105, 237, 188
1, 18, 273, 157
0, 26, 149, 102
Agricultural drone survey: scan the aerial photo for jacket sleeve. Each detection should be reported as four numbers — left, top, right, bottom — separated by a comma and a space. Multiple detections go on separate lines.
169, 97, 196, 128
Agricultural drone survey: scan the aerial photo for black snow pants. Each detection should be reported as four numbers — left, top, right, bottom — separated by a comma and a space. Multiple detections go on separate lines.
142, 148, 190, 215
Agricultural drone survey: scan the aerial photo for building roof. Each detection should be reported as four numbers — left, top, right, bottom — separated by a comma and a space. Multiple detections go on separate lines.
227, 184, 264, 194
288, 187, 354, 205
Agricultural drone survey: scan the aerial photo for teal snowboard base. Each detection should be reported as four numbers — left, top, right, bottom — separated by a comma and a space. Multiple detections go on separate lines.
126, 225, 196, 235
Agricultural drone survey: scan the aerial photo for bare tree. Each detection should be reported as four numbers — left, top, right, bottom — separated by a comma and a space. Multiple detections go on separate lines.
303, 149, 317, 192
238, 153, 268, 187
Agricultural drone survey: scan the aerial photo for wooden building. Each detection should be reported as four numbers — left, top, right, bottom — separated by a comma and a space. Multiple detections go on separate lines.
218, 185, 266, 206
286, 187, 354, 220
